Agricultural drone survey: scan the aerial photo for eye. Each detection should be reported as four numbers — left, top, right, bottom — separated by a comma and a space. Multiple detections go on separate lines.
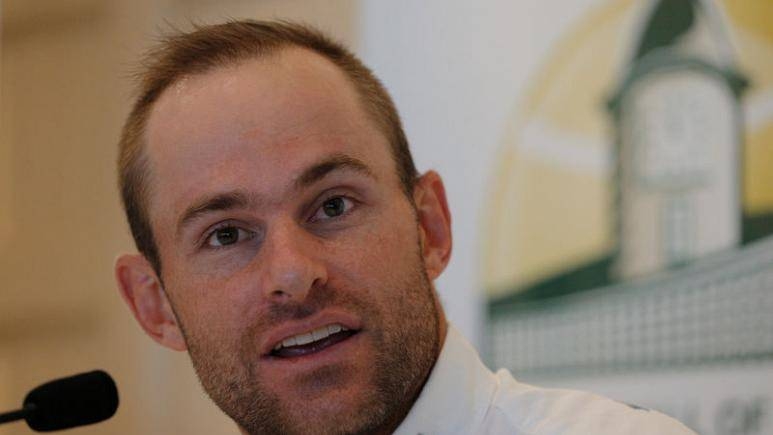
312, 196, 354, 221
205, 226, 255, 248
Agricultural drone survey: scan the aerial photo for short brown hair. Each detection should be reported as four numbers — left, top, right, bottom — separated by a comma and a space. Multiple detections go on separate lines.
118, 20, 417, 274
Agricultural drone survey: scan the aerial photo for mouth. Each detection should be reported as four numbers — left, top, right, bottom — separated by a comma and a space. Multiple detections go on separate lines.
268, 323, 359, 359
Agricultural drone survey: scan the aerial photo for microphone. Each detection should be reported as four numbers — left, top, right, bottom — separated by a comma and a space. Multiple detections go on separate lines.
0, 370, 119, 432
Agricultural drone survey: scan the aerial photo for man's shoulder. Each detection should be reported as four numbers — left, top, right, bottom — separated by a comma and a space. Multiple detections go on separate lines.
481, 369, 696, 435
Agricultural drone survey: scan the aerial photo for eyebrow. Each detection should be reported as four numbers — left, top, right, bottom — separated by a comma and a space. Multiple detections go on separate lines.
177, 191, 251, 235
176, 153, 375, 234
294, 153, 374, 189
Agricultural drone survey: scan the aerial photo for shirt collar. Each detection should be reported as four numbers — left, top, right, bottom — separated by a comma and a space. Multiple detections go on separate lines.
394, 324, 498, 435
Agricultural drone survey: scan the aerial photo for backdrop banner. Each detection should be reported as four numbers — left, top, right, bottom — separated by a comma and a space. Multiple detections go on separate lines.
482, 2, 773, 434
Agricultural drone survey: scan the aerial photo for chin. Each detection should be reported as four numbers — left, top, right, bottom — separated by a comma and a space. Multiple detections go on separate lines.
269, 371, 392, 435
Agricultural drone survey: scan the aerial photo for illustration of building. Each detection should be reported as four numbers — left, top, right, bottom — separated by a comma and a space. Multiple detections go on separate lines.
488, 234, 773, 377
488, 0, 773, 307
487, 0, 773, 380
609, 0, 747, 279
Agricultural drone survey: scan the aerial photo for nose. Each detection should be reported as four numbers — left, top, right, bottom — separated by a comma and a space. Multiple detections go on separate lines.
259, 220, 328, 303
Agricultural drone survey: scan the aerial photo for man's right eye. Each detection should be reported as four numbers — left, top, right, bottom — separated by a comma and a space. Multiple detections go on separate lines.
205, 226, 253, 248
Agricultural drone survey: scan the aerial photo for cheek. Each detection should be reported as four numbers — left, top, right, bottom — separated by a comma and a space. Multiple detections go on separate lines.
332, 211, 421, 290
164, 270, 256, 343
158, 236, 259, 314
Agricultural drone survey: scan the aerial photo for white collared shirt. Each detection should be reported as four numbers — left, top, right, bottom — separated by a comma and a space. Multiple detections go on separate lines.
395, 325, 695, 435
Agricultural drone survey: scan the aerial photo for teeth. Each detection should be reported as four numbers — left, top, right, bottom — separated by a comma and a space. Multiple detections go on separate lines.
312, 329, 328, 341
281, 336, 298, 348
295, 332, 314, 345
272, 323, 348, 351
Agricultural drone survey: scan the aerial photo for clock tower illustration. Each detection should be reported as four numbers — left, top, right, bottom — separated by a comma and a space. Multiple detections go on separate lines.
608, 0, 748, 279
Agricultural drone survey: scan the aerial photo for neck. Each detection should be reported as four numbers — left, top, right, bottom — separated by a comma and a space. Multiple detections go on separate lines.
434, 299, 449, 349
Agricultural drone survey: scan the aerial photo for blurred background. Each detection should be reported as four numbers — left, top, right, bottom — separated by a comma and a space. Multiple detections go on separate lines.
1, 1, 771, 434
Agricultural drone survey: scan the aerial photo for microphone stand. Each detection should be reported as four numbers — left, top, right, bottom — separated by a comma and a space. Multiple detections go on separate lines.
0, 404, 36, 425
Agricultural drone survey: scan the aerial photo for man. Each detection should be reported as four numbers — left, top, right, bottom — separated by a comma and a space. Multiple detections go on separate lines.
115, 20, 694, 434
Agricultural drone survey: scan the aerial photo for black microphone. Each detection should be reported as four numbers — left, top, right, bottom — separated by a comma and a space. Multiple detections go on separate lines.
0, 370, 119, 432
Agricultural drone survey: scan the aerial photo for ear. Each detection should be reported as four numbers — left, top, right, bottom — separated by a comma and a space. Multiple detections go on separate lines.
413, 170, 453, 280
115, 254, 187, 351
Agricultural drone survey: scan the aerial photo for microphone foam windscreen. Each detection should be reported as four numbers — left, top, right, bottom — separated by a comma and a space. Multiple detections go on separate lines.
23, 370, 119, 432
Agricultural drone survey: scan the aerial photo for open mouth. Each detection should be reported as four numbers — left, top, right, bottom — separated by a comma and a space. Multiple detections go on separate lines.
269, 323, 358, 359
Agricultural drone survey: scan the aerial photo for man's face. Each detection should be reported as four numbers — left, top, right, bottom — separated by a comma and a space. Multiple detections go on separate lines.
137, 48, 447, 434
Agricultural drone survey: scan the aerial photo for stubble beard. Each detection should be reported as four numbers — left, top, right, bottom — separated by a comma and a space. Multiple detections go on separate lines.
178, 251, 441, 435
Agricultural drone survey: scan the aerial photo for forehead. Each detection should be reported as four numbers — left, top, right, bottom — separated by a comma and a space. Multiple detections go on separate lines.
143, 48, 394, 223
